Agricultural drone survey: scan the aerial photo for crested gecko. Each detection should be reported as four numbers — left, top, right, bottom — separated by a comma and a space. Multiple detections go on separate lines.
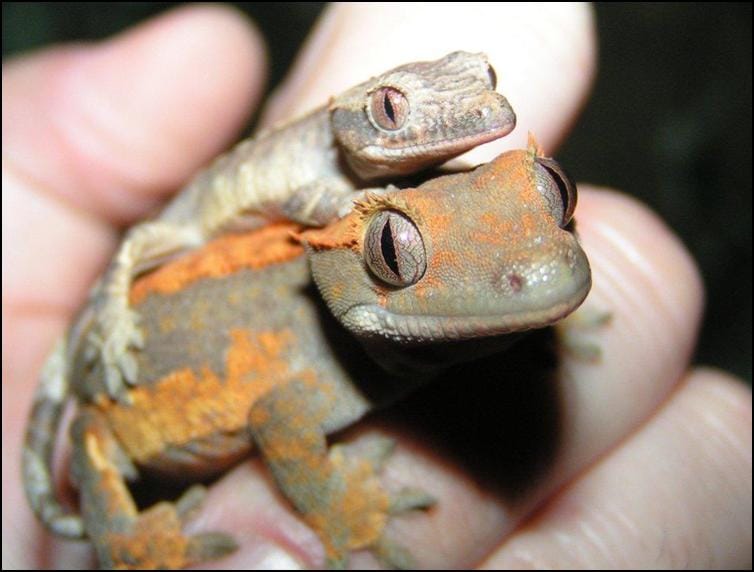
23, 138, 590, 568
76, 51, 516, 402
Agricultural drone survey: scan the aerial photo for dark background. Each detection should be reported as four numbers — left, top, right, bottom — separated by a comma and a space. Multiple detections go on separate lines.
3, 3, 751, 382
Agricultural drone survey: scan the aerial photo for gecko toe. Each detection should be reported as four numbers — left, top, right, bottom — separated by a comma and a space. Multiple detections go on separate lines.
174, 484, 207, 523
358, 435, 396, 471
372, 536, 416, 570
119, 351, 140, 385
186, 532, 239, 564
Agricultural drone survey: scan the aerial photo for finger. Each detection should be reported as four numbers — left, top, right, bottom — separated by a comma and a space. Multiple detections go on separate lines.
2, 4, 266, 225
184, 460, 320, 569
261, 3, 596, 161
4, 3, 267, 412
556, 188, 704, 475
481, 368, 752, 569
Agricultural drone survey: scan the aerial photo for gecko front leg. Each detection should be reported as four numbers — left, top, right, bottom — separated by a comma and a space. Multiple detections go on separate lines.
248, 380, 434, 568
82, 221, 205, 400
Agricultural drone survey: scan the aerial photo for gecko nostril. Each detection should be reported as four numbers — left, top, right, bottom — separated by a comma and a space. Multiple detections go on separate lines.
507, 273, 524, 293
493, 270, 526, 296
474, 107, 491, 120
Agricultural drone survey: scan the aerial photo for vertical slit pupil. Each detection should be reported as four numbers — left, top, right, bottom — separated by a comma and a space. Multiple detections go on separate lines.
383, 92, 396, 124
380, 220, 400, 276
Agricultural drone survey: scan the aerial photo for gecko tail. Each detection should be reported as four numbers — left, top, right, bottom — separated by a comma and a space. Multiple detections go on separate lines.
22, 338, 85, 539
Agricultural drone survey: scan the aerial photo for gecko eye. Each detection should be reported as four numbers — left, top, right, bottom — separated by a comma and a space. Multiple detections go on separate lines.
364, 210, 426, 287
534, 157, 577, 227
369, 87, 409, 131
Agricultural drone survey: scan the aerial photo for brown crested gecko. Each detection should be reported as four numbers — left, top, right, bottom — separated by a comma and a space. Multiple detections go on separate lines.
23, 137, 590, 568
73, 51, 515, 402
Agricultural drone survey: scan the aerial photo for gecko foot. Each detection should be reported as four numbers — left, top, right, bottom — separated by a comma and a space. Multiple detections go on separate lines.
321, 437, 434, 569
86, 302, 145, 400
249, 385, 434, 568
556, 306, 612, 362
101, 500, 237, 569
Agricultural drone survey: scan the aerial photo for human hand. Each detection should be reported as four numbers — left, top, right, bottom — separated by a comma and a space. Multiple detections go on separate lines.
3, 4, 750, 569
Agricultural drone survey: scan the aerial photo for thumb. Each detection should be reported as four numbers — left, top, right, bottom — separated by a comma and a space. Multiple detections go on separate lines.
2, 4, 266, 225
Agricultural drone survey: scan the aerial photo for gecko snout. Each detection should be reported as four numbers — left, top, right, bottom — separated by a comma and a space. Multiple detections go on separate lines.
491, 241, 591, 316
474, 91, 516, 138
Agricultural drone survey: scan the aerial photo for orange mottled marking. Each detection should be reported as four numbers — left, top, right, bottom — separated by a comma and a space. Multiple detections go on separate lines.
299, 448, 389, 559
83, 424, 138, 519
105, 503, 191, 569
80, 418, 195, 568
331, 451, 390, 550
100, 329, 307, 463
295, 214, 359, 251
470, 212, 514, 246
422, 211, 452, 232
130, 223, 304, 305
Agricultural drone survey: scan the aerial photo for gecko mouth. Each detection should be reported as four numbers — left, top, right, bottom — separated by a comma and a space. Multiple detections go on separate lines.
402, 124, 515, 157
340, 283, 589, 344
365, 120, 516, 160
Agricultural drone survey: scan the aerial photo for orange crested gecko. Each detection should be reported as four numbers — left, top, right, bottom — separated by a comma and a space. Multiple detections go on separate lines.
23, 138, 590, 568
72, 51, 515, 403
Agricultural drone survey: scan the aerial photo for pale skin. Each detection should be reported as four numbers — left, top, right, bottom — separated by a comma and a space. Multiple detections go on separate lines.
2, 4, 751, 569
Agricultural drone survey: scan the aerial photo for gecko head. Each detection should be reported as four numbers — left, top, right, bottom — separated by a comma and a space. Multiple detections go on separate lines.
298, 141, 590, 349
329, 51, 516, 180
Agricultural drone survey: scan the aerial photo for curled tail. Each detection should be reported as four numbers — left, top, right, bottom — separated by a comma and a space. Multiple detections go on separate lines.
22, 339, 85, 538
